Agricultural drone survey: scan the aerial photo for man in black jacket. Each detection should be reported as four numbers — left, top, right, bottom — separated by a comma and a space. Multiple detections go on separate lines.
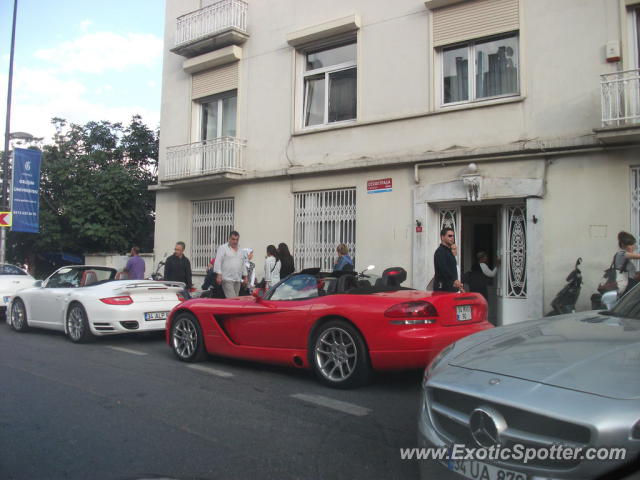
164, 241, 193, 290
433, 227, 463, 292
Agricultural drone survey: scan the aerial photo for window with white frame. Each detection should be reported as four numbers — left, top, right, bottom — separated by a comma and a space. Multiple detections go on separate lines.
631, 167, 640, 241
191, 198, 234, 271
293, 188, 356, 271
200, 90, 237, 140
441, 33, 519, 105
628, 6, 640, 68
303, 42, 357, 127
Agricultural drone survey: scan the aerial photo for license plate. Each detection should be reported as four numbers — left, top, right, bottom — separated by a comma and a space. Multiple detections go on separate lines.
144, 311, 168, 321
456, 305, 472, 321
445, 459, 527, 480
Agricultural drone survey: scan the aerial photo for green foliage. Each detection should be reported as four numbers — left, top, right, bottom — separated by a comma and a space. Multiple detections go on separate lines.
7, 115, 158, 262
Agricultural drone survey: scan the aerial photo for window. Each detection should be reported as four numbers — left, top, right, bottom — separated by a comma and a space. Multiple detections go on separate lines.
303, 42, 357, 127
45, 268, 114, 288
632, 167, 640, 244
201, 90, 237, 140
293, 188, 356, 271
192, 198, 234, 271
269, 274, 320, 301
442, 33, 519, 105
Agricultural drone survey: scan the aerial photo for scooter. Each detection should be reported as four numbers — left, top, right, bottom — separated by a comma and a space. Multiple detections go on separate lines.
547, 258, 582, 316
148, 253, 167, 281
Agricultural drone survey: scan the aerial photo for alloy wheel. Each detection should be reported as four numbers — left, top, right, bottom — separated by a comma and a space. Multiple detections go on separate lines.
172, 317, 198, 359
67, 306, 85, 341
314, 327, 358, 382
11, 301, 26, 330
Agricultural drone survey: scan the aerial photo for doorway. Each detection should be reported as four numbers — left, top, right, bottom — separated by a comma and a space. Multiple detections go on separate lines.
461, 205, 499, 325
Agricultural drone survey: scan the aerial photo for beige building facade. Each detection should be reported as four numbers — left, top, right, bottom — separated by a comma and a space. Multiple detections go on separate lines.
155, 0, 640, 325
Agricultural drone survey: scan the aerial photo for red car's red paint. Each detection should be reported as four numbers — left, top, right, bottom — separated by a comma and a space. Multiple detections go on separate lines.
166, 289, 492, 371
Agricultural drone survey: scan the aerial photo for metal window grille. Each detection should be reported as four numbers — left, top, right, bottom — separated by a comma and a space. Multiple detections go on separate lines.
191, 198, 234, 271
293, 188, 356, 271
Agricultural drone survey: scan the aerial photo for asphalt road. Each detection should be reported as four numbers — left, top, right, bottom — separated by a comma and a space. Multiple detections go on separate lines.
0, 322, 456, 480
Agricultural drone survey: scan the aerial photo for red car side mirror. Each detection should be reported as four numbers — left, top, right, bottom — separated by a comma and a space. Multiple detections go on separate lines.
252, 288, 263, 300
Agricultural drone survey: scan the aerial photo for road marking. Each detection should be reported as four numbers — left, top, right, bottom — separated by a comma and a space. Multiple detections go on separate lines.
106, 346, 148, 356
291, 393, 371, 417
187, 364, 234, 378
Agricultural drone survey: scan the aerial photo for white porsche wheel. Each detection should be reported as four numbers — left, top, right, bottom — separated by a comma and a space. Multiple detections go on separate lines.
66, 303, 93, 343
10, 298, 29, 332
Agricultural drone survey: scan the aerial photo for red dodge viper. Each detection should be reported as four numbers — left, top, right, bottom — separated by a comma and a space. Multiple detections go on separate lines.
166, 267, 492, 388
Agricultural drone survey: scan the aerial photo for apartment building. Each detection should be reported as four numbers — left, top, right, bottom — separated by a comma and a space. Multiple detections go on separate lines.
154, 0, 640, 325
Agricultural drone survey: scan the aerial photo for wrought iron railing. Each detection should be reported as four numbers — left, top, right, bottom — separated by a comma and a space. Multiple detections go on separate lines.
601, 69, 640, 126
175, 0, 248, 48
163, 137, 246, 180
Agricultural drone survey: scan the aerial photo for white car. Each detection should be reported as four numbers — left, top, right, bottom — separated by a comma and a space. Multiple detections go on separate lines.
0, 263, 36, 315
8, 265, 186, 343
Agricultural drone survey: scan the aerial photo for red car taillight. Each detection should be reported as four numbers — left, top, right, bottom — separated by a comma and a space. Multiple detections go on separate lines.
100, 295, 133, 305
177, 293, 186, 302
385, 301, 438, 325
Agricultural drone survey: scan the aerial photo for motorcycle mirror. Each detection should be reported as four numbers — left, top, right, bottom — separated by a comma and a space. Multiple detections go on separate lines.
576, 257, 582, 266
359, 265, 375, 276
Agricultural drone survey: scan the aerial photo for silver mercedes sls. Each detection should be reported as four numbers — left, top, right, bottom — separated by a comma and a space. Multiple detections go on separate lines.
419, 287, 640, 480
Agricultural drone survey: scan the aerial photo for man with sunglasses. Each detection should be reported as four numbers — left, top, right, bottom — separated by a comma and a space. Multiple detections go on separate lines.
433, 227, 464, 292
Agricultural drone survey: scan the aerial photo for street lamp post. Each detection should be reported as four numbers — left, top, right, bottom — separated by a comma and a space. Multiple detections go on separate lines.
1, 0, 19, 265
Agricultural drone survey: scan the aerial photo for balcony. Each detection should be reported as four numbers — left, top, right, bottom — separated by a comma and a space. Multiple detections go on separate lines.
596, 69, 640, 143
162, 138, 246, 183
171, 0, 248, 58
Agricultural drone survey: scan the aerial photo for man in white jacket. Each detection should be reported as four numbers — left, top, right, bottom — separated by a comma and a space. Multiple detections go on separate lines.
214, 231, 248, 298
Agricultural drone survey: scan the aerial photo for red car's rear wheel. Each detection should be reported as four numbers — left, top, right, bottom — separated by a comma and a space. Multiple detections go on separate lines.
171, 312, 207, 362
311, 320, 371, 389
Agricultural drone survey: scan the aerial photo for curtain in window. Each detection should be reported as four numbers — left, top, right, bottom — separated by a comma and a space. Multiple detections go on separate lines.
221, 95, 237, 137
328, 68, 356, 123
304, 75, 325, 126
476, 36, 518, 99
443, 46, 468, 103
201, 101, 219, 140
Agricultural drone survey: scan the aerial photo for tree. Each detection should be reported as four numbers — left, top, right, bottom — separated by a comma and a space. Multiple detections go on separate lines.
7, 115, 158, 268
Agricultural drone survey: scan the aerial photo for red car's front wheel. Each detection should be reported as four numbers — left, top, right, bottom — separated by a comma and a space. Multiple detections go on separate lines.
311, 320, 371, 389
170, 313, 207, 362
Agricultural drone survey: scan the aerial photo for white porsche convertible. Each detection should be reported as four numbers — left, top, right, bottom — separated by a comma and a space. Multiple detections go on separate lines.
8, 265, 186, 343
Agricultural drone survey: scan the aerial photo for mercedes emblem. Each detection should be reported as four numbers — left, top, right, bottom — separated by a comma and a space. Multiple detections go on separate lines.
469, 406, 507, 448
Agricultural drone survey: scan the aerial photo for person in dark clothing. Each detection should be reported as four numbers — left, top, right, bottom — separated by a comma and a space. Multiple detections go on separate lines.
164, 241, 193, 290
278, 242, 295, 278
464, 251, 499, 300
433, 228, 463, 293
464, 264, 489, 299
201, 258, 225, 298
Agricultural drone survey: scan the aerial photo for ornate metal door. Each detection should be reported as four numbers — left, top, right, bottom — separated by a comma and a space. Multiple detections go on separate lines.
498, 204, 527, 324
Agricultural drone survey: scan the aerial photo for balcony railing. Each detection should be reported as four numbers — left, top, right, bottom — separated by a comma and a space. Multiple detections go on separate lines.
601, 69, 640, 127
163, 138, 246, 181
174, 0, 248, 54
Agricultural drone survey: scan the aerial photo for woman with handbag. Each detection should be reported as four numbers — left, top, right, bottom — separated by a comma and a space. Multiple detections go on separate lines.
614, 231, 640, 295
264, 245, 281, 289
